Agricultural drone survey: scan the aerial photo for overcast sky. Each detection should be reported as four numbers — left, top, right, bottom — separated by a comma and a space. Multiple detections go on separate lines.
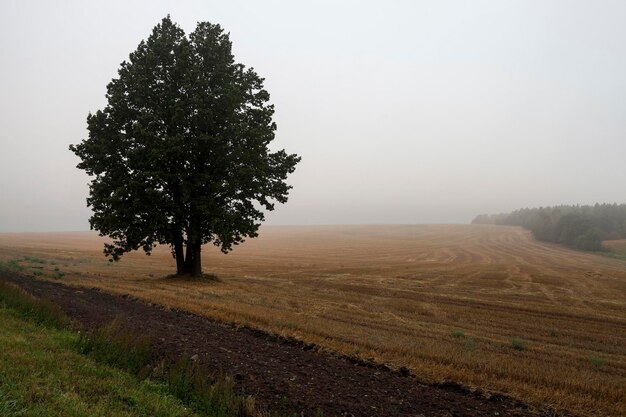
1, 0, 625, 232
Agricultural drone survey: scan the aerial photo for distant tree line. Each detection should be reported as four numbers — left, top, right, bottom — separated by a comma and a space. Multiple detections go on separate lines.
472, 204, 626, 251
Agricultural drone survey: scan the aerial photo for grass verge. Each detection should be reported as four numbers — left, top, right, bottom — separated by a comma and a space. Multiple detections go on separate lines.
77, 319, 263, 416
0, 280, 69, 328
0, 305, 201, 417
0, 279, 266, 417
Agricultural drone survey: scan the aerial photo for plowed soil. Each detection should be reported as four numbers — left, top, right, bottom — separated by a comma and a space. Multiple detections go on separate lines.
2, 271, 554, 417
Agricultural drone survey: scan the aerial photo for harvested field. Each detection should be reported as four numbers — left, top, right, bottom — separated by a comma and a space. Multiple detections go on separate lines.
0, 224, 625, 416
1, 271, 549, 417
604, 239, 626, 260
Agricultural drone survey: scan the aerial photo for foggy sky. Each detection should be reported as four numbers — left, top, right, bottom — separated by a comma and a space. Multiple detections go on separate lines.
1, 0, 626, 232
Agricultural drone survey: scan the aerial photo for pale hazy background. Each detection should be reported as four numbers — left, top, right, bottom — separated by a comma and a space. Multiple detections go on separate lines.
1, 0, 625, 232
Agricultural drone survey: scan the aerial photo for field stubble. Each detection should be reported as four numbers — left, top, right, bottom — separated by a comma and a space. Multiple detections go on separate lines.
0, 224, 624, 417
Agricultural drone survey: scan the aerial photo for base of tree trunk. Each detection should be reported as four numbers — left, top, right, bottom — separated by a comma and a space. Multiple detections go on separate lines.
170, 272, 220, 282
175, 241, 203, 276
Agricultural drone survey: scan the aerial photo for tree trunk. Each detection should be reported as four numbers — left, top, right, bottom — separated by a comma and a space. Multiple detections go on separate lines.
183, 241, 202, 276
174, 237, 185, 275
192, 243, 202, 277
183, 242, 194, 274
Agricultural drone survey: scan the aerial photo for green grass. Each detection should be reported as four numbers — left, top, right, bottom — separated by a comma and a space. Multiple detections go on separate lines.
450, 330, 465, 338
588, 354, 607, 368
77, 318, 153, 376
511, 338, 526, 351
22, 257, 47, 264
0, 259, 23, 272
0, 281, 69, 329
164, 354, 260, 416
0, 257, 66, 280
77, 319, 261, 416
0, 305, 201, 417
603, 251, 626, 262
0, 281, 265, 417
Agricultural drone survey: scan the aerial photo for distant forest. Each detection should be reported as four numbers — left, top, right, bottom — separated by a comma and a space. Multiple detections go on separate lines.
472, 204, 626, 251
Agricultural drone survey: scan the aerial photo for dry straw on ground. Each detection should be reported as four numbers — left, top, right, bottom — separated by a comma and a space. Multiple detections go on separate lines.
0, 224, 624, 417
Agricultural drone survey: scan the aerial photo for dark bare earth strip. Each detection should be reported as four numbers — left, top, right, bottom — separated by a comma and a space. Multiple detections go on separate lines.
1, 272, 566, 417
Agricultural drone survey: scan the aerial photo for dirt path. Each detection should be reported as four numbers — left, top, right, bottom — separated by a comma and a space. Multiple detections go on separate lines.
2, 272, 562, 417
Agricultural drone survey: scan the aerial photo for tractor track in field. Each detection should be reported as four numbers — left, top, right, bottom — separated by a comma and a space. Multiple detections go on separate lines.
1, 271, 568, 417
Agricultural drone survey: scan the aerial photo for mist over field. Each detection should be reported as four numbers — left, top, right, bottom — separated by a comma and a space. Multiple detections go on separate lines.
2, 0, 626, 232
1, 4, 626, 415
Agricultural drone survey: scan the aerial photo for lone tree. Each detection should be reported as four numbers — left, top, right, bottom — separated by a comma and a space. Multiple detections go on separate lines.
70, 17, 300, 276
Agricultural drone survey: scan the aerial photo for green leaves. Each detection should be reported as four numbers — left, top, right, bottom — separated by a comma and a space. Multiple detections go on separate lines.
70, 16, 300, 271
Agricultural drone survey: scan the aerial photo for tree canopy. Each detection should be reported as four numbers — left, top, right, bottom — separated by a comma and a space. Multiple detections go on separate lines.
70, 16, 300, 276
